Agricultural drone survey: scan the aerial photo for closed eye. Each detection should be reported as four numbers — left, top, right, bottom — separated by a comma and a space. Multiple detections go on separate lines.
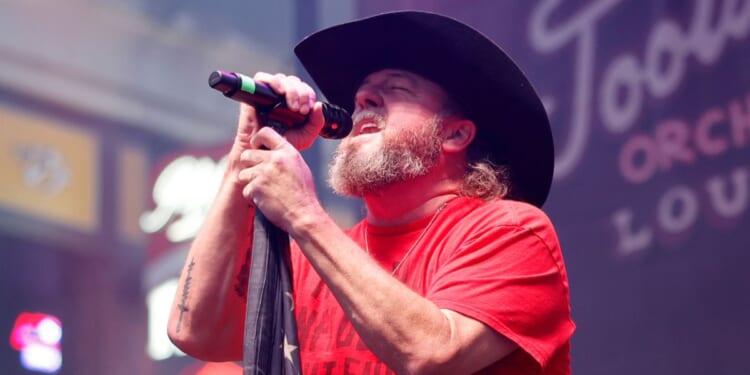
389, 85, 412, 93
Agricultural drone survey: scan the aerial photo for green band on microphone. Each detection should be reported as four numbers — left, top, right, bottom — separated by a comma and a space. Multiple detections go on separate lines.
238, 73, 256, 94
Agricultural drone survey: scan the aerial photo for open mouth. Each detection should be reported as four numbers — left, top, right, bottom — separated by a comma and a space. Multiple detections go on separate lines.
357, 121, 380, 135
353, 114, 383, 136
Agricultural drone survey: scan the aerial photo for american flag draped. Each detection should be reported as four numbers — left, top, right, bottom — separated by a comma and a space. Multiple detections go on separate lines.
243, 210, 302, 374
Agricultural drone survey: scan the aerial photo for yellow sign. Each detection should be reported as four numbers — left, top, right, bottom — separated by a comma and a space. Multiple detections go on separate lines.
0, 105, 99, 232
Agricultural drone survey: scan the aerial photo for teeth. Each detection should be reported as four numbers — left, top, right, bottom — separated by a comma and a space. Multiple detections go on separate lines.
356, 120, 379, 135
353, 112, 384, 135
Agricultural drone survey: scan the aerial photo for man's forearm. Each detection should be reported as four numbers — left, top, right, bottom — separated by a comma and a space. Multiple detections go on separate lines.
167, 173, 254, 361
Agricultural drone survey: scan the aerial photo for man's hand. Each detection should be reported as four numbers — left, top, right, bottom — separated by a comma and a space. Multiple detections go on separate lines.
235, 72, 326, 151
228, 73, 327, 206
231, 73, 327, 233
235, 127, 323, 233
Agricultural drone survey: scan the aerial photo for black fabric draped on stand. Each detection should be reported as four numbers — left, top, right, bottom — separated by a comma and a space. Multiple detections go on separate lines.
242, 114, 304, 375
243, 212, 302, 375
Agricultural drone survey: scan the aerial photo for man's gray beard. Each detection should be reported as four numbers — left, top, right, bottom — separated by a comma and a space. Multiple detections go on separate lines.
328, 115, 444, 197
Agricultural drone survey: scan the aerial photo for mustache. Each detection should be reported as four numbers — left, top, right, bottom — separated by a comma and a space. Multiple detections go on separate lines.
352, 110, 385, 126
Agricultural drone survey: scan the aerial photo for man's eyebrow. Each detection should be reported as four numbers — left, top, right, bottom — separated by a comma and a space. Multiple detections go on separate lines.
360, 71, 419, 87
384, 72, 419, 87
386, 72, 417, 82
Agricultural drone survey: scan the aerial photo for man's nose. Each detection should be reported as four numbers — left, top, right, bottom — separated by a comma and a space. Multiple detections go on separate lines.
354, 86, 383, 110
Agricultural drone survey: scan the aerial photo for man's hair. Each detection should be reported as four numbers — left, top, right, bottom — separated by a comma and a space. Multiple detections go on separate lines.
461, 148, 512, 201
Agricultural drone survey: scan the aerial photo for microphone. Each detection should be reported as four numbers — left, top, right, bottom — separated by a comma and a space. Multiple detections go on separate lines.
208, 70, 352, 139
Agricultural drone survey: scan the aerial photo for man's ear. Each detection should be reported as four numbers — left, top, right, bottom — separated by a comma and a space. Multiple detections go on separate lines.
442, 119, 476, 153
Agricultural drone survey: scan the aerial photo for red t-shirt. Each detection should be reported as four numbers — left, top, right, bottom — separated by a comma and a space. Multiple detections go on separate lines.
291, 197, 575, 374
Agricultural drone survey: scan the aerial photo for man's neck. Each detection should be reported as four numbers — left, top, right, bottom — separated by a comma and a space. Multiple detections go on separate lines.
363, 176, 461, 226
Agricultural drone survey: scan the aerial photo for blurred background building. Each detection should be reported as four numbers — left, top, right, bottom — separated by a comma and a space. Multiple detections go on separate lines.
0, 0, 748, 374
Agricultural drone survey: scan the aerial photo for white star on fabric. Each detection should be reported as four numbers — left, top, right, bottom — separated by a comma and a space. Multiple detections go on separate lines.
285, 291, 295, 311
283, 334, 298, 364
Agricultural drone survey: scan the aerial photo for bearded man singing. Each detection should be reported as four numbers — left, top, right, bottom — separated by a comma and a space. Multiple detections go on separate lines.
168, 11, 575, 375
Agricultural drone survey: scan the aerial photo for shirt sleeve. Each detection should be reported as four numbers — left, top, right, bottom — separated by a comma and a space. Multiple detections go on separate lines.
426, 222, 574, 369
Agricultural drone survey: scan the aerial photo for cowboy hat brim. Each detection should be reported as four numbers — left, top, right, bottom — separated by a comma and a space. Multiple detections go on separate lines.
294, 11, 554, 207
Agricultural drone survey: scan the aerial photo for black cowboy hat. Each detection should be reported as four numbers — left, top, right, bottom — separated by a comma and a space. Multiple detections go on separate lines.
294, 11, 554, 207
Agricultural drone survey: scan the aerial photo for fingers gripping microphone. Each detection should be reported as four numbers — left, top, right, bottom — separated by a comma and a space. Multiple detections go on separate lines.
209, 70, 352, 139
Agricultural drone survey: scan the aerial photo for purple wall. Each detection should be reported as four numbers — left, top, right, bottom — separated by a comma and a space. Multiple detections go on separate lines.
360, 1, 750, 373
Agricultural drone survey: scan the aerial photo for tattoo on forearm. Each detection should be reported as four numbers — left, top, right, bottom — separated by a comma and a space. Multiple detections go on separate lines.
234, 247, 252, 297
175, 258, 195, 333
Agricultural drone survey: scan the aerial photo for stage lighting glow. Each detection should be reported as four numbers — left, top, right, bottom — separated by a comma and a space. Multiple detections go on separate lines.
9, 312, 63, 373
20, 343, 62, 374
37, 317, 63, 345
